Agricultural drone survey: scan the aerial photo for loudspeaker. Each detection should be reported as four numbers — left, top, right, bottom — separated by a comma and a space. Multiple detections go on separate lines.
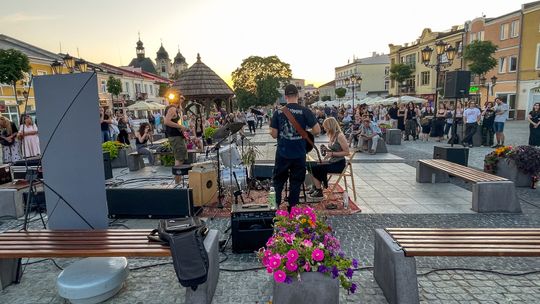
103, 152, 113, 180
444, 71, 471, 99
106, 188, 194, 218
231, 204, 274, 253
433, 146, 469, 166
252, 164, 274, 180
188, 169, 218, 207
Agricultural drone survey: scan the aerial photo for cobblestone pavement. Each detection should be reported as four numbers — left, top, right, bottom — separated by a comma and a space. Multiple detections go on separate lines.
1, 121, 539, 303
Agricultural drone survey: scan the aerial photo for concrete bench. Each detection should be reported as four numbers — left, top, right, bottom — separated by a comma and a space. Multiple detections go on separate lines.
385, 129, 401, 145
360, 137, 388, 154
127, 152, 145, 171
417, 159, 520, 213
374, 228, 540, 304
0, 229, 220, 304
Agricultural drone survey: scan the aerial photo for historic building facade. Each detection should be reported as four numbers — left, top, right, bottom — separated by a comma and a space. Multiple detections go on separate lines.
518, 1, 540, 113
335, 53, 390, 101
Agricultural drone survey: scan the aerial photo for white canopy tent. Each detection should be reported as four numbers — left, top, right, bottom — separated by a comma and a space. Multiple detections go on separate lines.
400, 95, 426, 103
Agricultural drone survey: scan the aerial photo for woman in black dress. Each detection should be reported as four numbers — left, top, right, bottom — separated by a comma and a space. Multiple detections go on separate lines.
420, 106, 434, 142
529, 102, 540, 146
432, 103, 447, 142
397, 104, 406, 136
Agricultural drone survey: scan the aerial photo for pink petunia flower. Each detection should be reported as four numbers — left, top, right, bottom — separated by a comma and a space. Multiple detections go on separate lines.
285, 261, 298, 272
304, 263, 311, 272
286, 249, 299, 262
266, 237, 275, 247
276, 210, 289, 217
312, 248, 324, 262
302, 239, 313, 247
274, 270, 286, 283
268, 255, 282, 269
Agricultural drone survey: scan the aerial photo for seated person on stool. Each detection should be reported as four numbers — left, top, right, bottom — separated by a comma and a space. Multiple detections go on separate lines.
135, 122, 156, 172
308, 117, 349, 200
360, 118, 382, 155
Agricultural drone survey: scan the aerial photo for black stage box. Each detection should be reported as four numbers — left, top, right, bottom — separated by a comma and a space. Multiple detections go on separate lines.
433, 146, 469, 166
231, 204, 274, 253
106, 188, 194, 218
103, 152, 113, 180
252, 164, 274, 180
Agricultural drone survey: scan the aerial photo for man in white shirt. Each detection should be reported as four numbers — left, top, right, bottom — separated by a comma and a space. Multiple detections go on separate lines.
493, 97, 509, 148
462, 101, 481, 148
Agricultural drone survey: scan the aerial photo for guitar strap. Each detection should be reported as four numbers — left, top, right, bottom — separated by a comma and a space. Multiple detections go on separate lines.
281, 106, 315, 148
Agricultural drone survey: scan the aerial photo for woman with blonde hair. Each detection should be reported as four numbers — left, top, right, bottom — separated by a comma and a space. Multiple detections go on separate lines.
20, 115, 40, 158
0, 116, 22, 163
307, 117, 350, 200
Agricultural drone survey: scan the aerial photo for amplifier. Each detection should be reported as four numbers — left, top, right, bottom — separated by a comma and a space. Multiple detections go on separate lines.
0, 165, 11, 185
433, 146, 469, 166
231, 204, 274, 253
106, 188, 194, 218
252, 164, 274, 180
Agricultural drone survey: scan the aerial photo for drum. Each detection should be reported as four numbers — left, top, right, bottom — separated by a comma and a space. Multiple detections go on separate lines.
219, 144, 242, 168
221, 166, 248, 190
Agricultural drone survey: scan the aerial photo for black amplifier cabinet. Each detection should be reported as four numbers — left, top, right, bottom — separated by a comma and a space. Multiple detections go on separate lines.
106, 188, 194, 219
231, 204, 274, 253
433, 146, 469, 167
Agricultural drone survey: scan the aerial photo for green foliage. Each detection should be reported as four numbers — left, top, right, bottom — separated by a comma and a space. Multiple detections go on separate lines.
101, 141, 128, 159
203, 126, 217, 139
161, 154, 175, 166
235, 88, 258, 110
335, 88, 346, 98
256, 76, 281, 106
321, 96, 331, 101
0, 49, 31, 86
463, 40, 498, 76
232, 55, 292, 93
106, 76, 122, 99
389, 63, 413, 84
509, 145, 540, 176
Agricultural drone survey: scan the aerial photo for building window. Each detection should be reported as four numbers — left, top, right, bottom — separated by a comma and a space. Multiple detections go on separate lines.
421, 71, 430, 86
384, 66, 389, 76
510, 20, 520, 38
144, 84, 148, 93
405, 54, 416, 69
161, 66, 166, 73
2, 105, 19, 125
150, 85, 153, 95
469, 32, 476, 43
36, 70, 47, 76
498, 57, 506, 73
500, 23, 509, 40
135, 83, 141, 94
478, 31, 485, 41
125, 82, 130, 95
536, 43, 540, 70
509, 56, 517, 72
384, 80, 389, 91
101, 80, 107, 93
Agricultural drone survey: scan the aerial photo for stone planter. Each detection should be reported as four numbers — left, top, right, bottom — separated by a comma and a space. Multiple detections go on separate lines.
495, 159, 532, 187
273, 272, 339, 304
111, 148, 129, 168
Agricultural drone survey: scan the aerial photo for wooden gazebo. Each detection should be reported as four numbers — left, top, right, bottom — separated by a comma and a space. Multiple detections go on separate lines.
172, 53, 234, 113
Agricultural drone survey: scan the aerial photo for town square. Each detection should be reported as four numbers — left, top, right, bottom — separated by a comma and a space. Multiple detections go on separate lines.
0, 1, 540, 303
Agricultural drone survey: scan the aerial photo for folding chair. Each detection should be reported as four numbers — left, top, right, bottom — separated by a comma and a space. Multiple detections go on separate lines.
326, 151, 357, 201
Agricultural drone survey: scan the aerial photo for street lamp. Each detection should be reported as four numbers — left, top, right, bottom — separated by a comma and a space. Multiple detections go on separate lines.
344, 75, 361, 111
421, 40, 456, 112
63, 54, 75, 72
51, 60, 63, 74
479, 75, 497, 105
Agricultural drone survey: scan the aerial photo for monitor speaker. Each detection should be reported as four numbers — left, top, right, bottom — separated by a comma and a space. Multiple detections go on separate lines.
444, 71, 471, 99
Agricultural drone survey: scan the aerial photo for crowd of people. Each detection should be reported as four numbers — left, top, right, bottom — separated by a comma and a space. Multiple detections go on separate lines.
0, 115, 41, 164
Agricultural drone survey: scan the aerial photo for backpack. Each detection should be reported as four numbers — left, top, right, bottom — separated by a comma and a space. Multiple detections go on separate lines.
148, 217, 209, 290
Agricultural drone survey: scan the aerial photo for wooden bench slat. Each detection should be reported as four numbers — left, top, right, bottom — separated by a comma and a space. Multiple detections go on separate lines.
0, 235, 151, 240
0, 244, 168, 250
418, 159, 508, 182
395, 239, 540, 244
399, 243, 540, 249
0, 240, 158, 245
403, 248, 540, 257
389, 231, 540, 236
0, 249, 171, 258
387, 228, 540, 231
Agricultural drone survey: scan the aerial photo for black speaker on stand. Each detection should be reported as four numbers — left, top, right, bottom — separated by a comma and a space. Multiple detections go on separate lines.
432, 71, 471, 166
103, 152, 113, 180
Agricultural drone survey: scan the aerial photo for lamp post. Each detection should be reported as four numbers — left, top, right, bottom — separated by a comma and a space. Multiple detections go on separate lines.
479, 75, 497, 106
344, 75, 361, 111
421, 40, 457, 112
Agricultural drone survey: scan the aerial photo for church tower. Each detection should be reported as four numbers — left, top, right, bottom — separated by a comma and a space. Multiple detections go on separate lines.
155, 43, 172, 79
172, 48, 188, 79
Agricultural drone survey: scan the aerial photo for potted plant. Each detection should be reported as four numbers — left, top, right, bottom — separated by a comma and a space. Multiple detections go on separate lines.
102, 141, 130, 168
204, 126, 217, 145
484, 145, 540, 188
258, 207, 357, 304
159, 141, 175, 166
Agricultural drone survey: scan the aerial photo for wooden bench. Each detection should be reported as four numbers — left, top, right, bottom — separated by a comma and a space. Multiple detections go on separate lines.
417, 159, 520, 213
0, 229, 219, 304
374, 228, 540, 304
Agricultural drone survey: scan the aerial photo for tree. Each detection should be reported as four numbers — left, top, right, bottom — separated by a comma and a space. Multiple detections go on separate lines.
389, 63, 413, 95
0, 49, 31, 122
321, 96, 331, 102
335, 88, 346, 98
232, 56, 292, 108
463, 40, 498, 77
256, 76, 281, 106
106, 76, 122, 109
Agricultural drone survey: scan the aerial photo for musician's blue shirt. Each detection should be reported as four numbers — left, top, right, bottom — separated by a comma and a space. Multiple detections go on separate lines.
270, 103, 317, 159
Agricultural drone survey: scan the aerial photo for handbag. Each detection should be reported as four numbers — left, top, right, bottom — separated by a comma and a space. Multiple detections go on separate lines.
148, 217, 209, 290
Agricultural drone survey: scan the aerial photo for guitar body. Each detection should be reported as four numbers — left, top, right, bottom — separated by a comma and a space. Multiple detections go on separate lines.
0, 130, 14, 147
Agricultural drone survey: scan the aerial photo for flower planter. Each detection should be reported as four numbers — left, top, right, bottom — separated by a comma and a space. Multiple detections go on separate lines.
111, 148, 129, 168
273, 272, 339, 304
495, 159, 531, 187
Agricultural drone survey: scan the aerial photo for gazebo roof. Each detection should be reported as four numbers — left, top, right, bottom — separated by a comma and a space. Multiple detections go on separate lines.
173, 54, 233, 98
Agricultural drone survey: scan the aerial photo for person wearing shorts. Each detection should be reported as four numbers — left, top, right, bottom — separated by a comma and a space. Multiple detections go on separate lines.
492, 97, 509, 148
164, 98, 188, 183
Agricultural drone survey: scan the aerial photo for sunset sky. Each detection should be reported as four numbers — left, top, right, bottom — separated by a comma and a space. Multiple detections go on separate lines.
1, 0, 525, 86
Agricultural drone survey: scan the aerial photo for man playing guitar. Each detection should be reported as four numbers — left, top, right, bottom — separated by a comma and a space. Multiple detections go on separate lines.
270, 84, 320, 211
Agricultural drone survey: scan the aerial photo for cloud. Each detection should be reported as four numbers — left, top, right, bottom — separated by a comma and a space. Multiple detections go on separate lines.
0, 13, 58, 23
